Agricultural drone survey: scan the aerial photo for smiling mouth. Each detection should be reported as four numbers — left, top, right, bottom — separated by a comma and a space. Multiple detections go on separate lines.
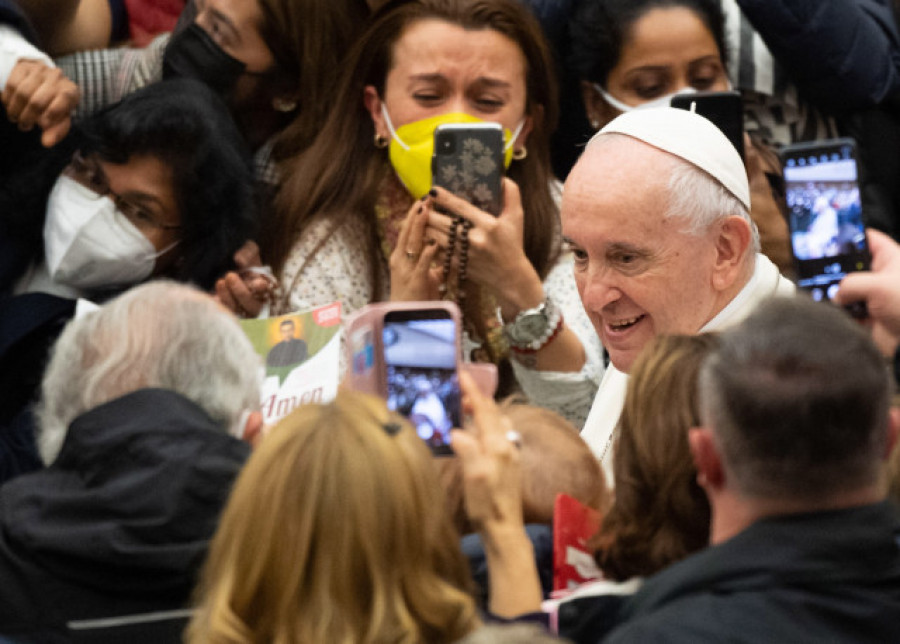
608, 315, 645, 331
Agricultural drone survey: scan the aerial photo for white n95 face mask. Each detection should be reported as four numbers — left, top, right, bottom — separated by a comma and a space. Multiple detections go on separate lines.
44, 176, 168, 290
593, 84, 697, 113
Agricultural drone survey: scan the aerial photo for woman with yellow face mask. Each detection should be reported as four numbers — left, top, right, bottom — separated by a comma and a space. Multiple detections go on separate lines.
263, 0, 604, 427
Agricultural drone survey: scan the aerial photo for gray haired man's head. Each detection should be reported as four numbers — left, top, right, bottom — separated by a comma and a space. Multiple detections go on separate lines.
699, 296, 893, 500
37, 281, 262, 464
562, 107, 760, 372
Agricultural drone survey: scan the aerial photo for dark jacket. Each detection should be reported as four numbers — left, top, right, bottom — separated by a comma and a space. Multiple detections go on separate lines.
0, 294, 78, 484
0, 0, 46, 177
736, 0, 900, 113
0, 388, 250, 642
734, 2, 900, 240
602, 502, 900, 643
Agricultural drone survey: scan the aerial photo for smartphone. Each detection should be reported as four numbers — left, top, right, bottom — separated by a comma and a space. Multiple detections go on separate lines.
782, 138, 870, 318
382, 307, 461, 455
432, 122, 504, 215
670, 90, 745, 160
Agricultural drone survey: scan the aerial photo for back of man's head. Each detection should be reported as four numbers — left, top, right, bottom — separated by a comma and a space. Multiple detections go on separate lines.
37, 281, 261, 464
699, 297, 893, 501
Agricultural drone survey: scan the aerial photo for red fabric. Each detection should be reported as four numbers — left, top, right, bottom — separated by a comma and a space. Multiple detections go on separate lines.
552, 493, 603, 592
124, 0, 186, 47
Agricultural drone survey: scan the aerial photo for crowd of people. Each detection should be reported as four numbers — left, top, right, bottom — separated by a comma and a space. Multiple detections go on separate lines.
3, 0, 900, 642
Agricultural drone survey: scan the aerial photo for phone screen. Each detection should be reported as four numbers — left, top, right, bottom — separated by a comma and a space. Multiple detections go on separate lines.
383, 310, 460, 455
783, 139, 870, 316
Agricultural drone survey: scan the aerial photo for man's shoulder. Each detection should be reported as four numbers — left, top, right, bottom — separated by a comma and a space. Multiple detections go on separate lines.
602, 596, 725, 644
606, 579, 900, 643
603, 504, 900, 643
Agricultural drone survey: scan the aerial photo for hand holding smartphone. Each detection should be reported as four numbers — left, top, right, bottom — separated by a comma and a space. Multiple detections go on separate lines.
782, 138, 870, 318
345, 302, 462, 455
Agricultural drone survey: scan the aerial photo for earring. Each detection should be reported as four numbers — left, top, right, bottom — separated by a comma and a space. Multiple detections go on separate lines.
374, 133, 389, 149
272, 97, 298, 113
512, 146, 527, 161
590, 118, 600, 129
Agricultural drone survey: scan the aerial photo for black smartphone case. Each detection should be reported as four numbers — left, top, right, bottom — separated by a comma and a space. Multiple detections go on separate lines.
670, 90, 745, 160
432, 123, 504, 216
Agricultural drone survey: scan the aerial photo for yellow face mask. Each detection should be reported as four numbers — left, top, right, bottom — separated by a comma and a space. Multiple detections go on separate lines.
382, 105, 523, 199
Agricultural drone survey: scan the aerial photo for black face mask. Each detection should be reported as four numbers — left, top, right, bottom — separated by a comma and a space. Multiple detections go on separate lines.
163, 22, 246, 96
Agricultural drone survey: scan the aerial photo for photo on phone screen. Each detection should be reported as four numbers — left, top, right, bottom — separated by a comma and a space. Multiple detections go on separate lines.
432, 123, 504, 215
383, 310, 460, 455
670, 90, 745, 160
783, 139, 870, 316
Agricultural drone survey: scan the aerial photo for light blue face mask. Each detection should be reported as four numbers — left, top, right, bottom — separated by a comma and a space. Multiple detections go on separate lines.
593, 83, 698, 113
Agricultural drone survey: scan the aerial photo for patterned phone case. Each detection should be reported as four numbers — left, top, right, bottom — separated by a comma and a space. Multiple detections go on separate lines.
432, 124, 504, 216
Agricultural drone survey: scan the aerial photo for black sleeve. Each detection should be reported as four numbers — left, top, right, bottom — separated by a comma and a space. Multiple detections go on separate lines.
0, 0, 39, 44
736, 0, 900, 112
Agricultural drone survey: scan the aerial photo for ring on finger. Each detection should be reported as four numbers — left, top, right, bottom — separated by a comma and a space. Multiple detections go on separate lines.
405, 249, 419, 261
505, 429, 523, 448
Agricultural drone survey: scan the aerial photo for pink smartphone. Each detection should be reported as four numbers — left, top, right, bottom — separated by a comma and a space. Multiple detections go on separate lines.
346, 302, 491, 455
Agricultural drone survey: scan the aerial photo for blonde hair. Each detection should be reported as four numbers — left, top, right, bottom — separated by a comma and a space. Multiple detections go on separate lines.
188, 390, 478, 644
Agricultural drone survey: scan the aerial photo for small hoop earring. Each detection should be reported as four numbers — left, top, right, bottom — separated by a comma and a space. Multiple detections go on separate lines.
272, 97, 297, 113
512, 146, 527, 161
374, 133, 389, 149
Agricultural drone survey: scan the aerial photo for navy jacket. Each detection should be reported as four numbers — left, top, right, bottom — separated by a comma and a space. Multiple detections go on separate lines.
603, 502, 900, 643
737, 0, 900, 113
0, 388, 250, 642
0, 293, 77, 483
0, 0, 45, 175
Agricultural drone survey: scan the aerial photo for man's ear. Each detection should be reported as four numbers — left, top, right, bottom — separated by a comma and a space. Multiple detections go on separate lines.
363, 85, 388, 140
689, 426, 725, 491
580, 80, 618, 131
711, 215, 753, 292
243, 410, 265, 448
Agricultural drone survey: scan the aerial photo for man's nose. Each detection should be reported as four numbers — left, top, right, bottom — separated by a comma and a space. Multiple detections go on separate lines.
580, 269, 622, 314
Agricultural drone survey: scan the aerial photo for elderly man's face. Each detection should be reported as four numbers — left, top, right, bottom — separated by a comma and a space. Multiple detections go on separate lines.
562, 138, 726, 373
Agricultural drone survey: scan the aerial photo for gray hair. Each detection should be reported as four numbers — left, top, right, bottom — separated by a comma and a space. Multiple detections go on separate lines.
592, 133, 760, 254
666, 158, 760, 253
698, 297, 892, 500
37, 281, 262, 464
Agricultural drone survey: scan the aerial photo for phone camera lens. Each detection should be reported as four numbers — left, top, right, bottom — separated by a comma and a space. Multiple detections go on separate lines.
436, 133, 455, 155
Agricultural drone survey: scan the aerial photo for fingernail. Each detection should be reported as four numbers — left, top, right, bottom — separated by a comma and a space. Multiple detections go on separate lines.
429, 188, 438, 197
